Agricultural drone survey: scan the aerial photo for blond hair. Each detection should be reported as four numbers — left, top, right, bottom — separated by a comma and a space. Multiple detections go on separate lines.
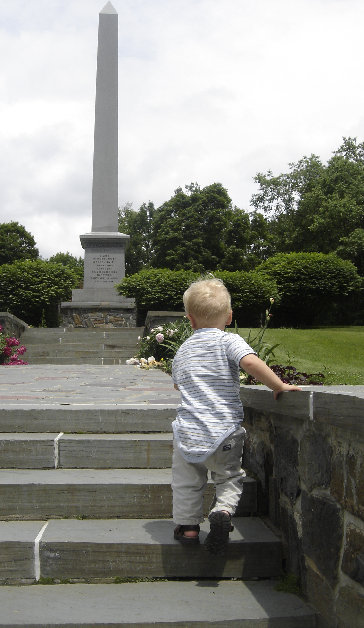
183, 278, 231, 324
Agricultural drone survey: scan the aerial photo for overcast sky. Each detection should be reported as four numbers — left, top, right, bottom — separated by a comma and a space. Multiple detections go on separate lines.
1, 0, 363, 259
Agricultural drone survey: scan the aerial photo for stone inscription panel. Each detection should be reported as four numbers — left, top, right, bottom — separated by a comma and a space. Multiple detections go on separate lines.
86, 252, 121, 286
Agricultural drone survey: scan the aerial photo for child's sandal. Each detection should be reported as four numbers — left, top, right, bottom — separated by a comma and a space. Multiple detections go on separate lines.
174, 524, 200, 544
204, 511, 233, 554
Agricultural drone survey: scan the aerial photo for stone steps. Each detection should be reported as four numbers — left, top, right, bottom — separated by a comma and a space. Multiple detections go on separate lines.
0, 517, 281, 583
0, 580, 316, 627
20, 327, 142, 364
0, 383, 316, 626
0, 468, 257, 519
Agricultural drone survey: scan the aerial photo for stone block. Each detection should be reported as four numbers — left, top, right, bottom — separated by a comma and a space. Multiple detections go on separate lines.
302, 491, 343, 586
39, 517, 281, 581
336, 585, 364, 628
331, 448, 345, 504
0, 521, 45, 583
342, 523, 364, 585
280, 502, 305, 579
305, 563, 336, 628
299, 429, 332, 492
273, 427, 300, 502
0, 434, 57, 469
58, 434, 173, 469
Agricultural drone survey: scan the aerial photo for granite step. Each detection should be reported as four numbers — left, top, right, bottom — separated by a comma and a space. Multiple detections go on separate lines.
26, 357, 136, 365
0, 407, 175, 434
20, 328, 144, 342
0, 517, 282, 583
0, 469, 257, 519
0, 580, 317, 627
0, 433, 173, 469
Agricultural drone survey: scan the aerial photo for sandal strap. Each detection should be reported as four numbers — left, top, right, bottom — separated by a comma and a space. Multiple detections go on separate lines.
177, 524, 200, 533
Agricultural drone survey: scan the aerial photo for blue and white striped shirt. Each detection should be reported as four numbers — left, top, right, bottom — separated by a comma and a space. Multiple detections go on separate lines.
172, 328, 255, 462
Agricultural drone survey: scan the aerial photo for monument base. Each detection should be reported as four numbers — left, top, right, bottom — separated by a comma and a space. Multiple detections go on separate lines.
60, 299, 136, 328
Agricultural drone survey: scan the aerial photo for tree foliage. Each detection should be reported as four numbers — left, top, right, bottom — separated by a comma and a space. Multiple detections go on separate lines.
118, 202, 155, 275
250, 138, 364, 270
119, 184, 270, 274
48, 252, 84, 287
0, 222, 39, 265
0, 260, 78, 326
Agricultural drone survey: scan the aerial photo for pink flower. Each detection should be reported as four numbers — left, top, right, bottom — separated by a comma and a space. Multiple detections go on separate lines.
0, 325, 3, 332
155, 333, 164, 343
6, 337, 19, 347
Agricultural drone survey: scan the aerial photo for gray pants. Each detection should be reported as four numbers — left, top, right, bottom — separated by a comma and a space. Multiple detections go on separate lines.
172, 427, 246, 525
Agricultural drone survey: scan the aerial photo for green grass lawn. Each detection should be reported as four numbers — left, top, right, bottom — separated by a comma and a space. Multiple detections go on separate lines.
236, 326, 364, 385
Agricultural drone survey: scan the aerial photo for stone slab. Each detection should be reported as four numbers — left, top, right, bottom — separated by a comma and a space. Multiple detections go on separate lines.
313, 390, 364, 438
59, 433, 173, 468
0, 407, 175, 433
0, 580, 316, 627
0, 469, 256, 519
0, 365, 180, 406
0, 521, 45, 582
240, 387, 313, 419
0, 433, 58, 468
39, 517, 281, 580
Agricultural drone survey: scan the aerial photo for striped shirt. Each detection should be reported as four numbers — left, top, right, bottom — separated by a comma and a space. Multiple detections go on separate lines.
172, 328, 255, 462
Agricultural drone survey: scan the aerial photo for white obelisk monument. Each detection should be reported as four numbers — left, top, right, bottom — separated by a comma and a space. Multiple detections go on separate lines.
62, 2, 135, 326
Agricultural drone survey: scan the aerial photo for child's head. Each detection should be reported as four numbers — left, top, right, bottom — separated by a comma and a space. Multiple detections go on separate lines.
183, 278, 232, 328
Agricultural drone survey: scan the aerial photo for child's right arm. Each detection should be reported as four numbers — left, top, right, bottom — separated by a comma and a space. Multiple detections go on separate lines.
240, 353, 301, 400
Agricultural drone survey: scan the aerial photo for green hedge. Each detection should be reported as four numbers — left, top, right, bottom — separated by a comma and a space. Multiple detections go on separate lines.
256, 252, 363, 326
0, 260, 78, 327
117, 268, 278, 326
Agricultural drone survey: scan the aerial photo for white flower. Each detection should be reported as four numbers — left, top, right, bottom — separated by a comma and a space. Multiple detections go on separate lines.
146, 336, 150, 340
137, 336, 141, 341
140, 358, 148, 365
148, 356, 156, 363
157, 326, 163, 331
126, 357, 139, 365
156, 333, 164, 343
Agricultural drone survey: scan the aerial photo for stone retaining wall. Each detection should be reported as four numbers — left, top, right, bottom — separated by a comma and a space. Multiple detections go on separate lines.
60, 306, 136, 328
240, 386, 364, 628
0, 312, 28, 337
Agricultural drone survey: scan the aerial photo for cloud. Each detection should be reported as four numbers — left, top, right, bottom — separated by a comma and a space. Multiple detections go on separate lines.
0, 0, 364, 257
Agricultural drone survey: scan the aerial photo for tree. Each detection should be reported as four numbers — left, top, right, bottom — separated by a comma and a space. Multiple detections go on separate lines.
336, 228, 364, 276
118, 202, 155, 275
48, 252, 84, 286
0, 222, 39, 265
118, 184, 272, 274
250, 137, 364, 254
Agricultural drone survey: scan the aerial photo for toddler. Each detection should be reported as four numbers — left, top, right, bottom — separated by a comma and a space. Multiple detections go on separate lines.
172, 277, 300, 553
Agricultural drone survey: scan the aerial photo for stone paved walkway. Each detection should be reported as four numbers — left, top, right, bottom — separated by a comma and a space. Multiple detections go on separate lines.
0, 365, 180, 407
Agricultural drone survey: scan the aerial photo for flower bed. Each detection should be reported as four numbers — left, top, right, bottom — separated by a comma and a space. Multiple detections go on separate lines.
0, 325, 27, 365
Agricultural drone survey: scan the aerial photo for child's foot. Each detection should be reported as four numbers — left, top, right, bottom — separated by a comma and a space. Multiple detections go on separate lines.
174, 524, 200, 545
204, 511, 233, 555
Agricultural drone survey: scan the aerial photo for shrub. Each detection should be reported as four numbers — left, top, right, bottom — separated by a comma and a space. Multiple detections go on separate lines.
256, 252, 363, 326
0, 260, 78, 327
117, 268, 278, 326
